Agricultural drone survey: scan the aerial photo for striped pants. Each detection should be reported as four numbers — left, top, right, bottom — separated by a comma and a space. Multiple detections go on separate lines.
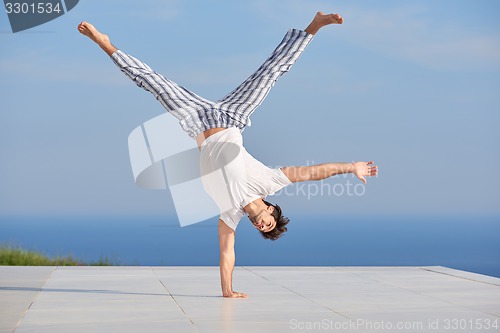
111, 29, 313, 139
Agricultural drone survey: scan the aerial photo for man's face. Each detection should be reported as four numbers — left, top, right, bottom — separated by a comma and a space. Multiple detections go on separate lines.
249, 205, 276, 232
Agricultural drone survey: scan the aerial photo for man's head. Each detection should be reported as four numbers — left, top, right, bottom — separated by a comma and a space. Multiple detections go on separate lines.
250, 200, 289, 241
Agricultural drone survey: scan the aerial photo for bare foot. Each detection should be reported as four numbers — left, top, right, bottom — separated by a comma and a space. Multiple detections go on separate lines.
222, 290, 248, 298
78, 21, 107, 43
315, 12, 344, 25
305, 12, 344, 35
78, 21, 117, 56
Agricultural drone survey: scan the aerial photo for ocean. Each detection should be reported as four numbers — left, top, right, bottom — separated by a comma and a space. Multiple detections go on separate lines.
1, 215, 499, 278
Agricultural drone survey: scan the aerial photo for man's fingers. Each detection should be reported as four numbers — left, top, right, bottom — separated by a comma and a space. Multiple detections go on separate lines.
367, 162, 377, 177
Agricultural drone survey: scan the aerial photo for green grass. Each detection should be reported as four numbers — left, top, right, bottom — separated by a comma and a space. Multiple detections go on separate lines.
0, 245, 115, 266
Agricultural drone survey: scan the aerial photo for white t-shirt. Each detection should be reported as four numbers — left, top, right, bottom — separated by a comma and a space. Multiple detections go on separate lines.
199, 128, 291, 230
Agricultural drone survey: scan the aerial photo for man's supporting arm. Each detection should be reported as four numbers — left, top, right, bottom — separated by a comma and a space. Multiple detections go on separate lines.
281, 161, 377, 184
218, 219, 248, 298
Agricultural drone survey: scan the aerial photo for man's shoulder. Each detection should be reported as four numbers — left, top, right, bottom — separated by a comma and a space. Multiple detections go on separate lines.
220, 209, 246, 230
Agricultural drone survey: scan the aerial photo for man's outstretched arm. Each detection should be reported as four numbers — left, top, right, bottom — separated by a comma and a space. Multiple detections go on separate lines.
218, 219, 248, 298
281, 162, 378, 184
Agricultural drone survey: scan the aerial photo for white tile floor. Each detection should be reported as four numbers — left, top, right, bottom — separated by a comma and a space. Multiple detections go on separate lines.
1, 266, 499, 333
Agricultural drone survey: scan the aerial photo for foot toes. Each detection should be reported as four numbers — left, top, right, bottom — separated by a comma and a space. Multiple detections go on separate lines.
332, 14, 343, 23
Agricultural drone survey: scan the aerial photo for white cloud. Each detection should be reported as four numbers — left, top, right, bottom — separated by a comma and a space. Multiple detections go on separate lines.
105, 0, 180, 21
339, 5, 500, 71
0, 51, 127, 86
402, 35, 500, 71
250, 1, 500, 72
172, 53, 263, 86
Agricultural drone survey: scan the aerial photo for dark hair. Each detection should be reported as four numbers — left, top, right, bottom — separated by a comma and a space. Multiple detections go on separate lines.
259, 200, 290, 241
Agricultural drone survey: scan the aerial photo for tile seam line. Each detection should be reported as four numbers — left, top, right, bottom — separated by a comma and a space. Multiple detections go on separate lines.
418, 267, 500, 319
241, 266, 351, 320
12, 266, 57, 333
418, 267, 500, 287
151, 267, 202, 333
338, 267, 500, 318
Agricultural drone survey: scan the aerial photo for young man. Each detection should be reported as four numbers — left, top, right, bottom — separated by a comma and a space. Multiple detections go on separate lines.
78, 11, 378, 298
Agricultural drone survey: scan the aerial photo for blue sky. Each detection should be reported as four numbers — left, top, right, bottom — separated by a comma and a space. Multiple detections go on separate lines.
1, 0, 499, 221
